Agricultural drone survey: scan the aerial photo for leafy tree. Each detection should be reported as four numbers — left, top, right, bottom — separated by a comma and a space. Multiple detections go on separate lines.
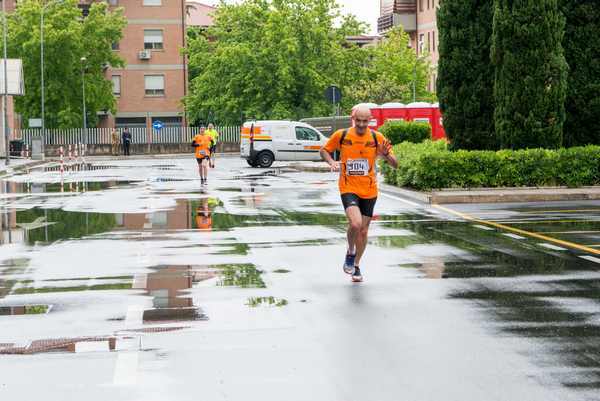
348, 27, 432, 106
559, 0, 600, 146
184, 0, 367, 125
437, 0, 496, 150
3, 0, 126, 128
491, 0, 568, 149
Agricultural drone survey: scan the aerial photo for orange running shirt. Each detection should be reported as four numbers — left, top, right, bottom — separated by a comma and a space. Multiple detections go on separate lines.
192, 134, 212, 159
322, 127, 392, 199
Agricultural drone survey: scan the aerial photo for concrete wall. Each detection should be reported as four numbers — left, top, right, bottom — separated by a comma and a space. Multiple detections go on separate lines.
44, 141, 240, 157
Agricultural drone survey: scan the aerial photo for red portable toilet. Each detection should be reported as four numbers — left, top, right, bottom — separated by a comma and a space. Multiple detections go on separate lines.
431, 103, 446, 140
380, 103, 407, 127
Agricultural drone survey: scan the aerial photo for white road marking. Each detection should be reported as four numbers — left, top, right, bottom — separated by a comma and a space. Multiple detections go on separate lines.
539, 243, 567, 251
579, 255, 600, 264
379, 192, 420, 207
503, 233, 525, 240
472, 224, 495, 231
113, 352, 139, 385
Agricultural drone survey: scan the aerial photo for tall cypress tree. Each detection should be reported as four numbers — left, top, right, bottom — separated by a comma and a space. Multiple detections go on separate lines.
560, 0, 600, 146
491, 0, 568, 149
437, 0, 496, 150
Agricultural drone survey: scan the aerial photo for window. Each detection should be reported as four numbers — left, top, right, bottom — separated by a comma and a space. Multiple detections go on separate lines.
112, 75, 121, 96
419, 34, 425, 53
295, 127, 320, 141
427, 32, 431, 52
427, 0, 430, 9
144, 29, 163, 50
432, 31, 436, 53
419, 0, 424, 12
145, 75, 164, 96
143, 0, 161, 5
108, 0, 118, 5
111, 42, 120, 51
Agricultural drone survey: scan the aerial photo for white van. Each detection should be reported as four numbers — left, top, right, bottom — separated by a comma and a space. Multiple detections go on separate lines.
240, 120, 328, 168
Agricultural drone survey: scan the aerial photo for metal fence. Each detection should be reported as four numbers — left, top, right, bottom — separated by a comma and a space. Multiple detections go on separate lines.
16, 126, 241, 146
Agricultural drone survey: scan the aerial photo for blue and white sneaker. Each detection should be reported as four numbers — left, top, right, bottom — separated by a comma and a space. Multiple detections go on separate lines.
351, 266, 363, 282
343, 252, 356, 275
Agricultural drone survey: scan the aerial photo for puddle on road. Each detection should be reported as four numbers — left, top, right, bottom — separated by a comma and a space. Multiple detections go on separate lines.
272, 269, 291, 274
217, 264, 266, 288
450, 279, 600, 391
134, 266, 213, 323
0, 304, 51, 315
246, 296, 288, 307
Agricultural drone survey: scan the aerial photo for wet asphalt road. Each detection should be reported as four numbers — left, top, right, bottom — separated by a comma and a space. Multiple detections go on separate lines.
0, 156, 599, 401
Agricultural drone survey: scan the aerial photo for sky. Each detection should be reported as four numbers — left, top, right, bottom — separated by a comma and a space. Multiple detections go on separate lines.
198, 0, 378, 35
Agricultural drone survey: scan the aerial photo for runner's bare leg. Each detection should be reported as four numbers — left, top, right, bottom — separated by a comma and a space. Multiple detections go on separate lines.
354, 216, 372, 266
345, 206, 362, 255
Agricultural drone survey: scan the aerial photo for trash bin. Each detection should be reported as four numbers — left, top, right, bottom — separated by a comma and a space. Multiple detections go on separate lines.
9, 140, 24, 156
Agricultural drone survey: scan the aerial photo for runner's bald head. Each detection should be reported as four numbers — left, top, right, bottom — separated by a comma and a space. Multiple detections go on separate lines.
353, 105, 372, 134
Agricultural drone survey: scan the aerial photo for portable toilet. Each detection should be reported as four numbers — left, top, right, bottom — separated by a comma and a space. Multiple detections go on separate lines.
379, 103, 407, 127
431, 103, 446, 140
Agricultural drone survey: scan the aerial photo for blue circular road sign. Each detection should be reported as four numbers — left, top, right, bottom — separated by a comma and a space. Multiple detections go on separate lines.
152, 120, 164, 131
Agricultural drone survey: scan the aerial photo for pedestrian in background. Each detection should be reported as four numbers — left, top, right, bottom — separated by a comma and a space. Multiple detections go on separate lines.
206, 123, 220, 168
111, 128, 120, 156
122, 127, 132, 156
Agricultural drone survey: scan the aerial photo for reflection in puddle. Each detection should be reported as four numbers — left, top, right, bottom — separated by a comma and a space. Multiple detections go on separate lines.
136, 266, 213, 323
0, 304, 51, 315
272, 269, 291, 274
217, 264, 266, 288
246, 296, 288, 307
13, 282, 132, 294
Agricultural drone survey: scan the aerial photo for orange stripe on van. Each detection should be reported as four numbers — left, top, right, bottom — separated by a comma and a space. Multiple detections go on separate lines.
303, 145, 321, 150
241, 126, 263, 135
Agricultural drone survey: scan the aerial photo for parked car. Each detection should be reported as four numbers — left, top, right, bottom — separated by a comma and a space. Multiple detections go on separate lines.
240, 120, 328, 168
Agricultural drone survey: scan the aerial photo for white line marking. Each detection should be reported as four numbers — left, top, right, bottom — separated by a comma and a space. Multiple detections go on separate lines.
379, 192, 420, 207
539, 243, 567, 251
113, 352, 139, 385
472, 224, 495, 231
579, 255, 600, 264
503, 233, 525, 240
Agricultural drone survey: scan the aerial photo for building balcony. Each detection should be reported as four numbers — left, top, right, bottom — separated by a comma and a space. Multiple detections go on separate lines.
378, 12, 416, 34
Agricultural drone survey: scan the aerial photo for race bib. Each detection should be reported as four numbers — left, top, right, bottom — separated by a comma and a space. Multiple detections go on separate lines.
199, 150, 207, 156
346, 158, 369, 176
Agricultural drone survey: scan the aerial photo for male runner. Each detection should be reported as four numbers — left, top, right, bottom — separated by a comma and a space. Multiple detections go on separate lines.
320, 105, 398, 282
206, 123, 220, 168
191, 127, 212, 185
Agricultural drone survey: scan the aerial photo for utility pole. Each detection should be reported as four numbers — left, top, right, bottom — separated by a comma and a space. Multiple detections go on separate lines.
2, 0, 10, 165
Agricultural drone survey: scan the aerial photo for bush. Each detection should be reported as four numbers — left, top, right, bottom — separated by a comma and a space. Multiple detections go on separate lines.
383, 141, 600, 190
379, 120, 431, 145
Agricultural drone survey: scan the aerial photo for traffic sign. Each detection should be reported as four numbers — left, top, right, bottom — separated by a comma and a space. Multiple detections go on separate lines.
325, 85, 342, 104
152, 120, 164, 131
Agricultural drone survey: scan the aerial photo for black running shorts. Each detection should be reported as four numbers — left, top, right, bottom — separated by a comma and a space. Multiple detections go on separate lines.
209, 145, 217, 154
341, 193, 377, 217
196, 157, 210, 164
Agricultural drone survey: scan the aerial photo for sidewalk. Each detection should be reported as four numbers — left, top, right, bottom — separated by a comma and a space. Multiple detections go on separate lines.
289, 162, 600, 204
0, 158, 47, 175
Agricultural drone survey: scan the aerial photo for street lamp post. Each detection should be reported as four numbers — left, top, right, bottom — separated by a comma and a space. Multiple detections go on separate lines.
41, 0, 62, 140
81, 56, 87, 144
2, 0, 9, 165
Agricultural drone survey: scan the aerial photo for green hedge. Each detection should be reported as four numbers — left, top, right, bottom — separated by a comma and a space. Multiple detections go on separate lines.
379, 120, 431, 144
381, 140, 600, 190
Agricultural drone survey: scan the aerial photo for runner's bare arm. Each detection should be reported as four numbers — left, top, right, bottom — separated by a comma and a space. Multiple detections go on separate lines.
377, 139, 398, 168
320, 148, 341, 172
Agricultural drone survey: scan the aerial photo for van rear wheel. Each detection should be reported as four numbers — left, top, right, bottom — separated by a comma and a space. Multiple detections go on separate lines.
257, 151, 274, 168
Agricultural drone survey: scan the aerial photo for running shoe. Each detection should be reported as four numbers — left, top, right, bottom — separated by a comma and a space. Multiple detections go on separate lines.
343, 252, 356, 274
351, 266, 363, 282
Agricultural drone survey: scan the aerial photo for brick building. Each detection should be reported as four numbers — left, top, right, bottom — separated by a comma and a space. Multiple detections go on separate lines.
378, 0, 440, 92
105, 0, 188, 130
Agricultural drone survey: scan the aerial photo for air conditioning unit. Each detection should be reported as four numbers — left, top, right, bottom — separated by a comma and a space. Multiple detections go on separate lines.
138, 50, 151, 60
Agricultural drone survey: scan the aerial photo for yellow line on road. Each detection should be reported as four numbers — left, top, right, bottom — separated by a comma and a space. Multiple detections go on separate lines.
433, 204, 600, 256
